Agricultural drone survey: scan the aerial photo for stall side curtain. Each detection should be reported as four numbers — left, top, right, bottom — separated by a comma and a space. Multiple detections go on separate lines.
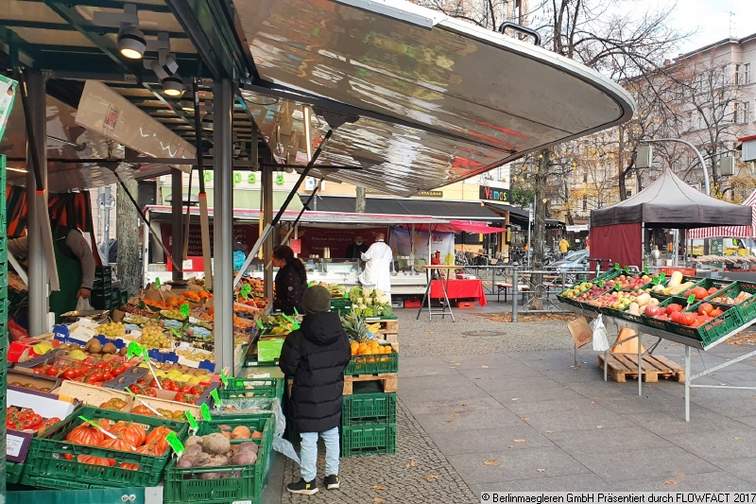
588, 223, 642, 270
5, 185, 102, 266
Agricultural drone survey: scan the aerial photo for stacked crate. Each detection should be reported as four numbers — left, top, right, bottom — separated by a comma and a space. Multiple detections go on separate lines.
90, 266, 113, 310
341, 318, 398, 457
0, 155, 7, 488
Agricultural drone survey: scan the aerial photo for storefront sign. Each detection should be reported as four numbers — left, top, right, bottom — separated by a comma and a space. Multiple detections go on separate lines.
479, 185, 510, 202
417, 190, 443, 198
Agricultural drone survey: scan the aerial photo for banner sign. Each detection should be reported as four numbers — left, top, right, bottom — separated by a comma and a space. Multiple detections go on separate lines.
479, 185, 510, 203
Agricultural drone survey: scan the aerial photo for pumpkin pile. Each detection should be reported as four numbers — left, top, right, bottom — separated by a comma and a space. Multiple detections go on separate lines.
64, 419, 177, 470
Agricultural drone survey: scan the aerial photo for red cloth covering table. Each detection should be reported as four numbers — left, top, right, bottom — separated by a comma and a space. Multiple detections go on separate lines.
429, 279, 487, 306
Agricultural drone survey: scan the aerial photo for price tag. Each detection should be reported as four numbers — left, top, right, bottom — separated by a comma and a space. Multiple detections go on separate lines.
180, 303, 190, 318
126, 341, 145, 359
210, 388, 222, 406
597, 280, 605, 288
185, 410, 199, 431
154, 277, 161, 288
220, 368, 229, 388
165, 431, 184, 456
78, 416, 116, 439
613, 263, 621, 271
256, 319, 265, 330
200, 403, 212, 421
240, 284, 252, 300
687, 294, 696, 306
613, 283, 621, 292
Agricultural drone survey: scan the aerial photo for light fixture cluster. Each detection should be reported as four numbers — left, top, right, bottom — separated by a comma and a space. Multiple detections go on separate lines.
112, 4, 184, 97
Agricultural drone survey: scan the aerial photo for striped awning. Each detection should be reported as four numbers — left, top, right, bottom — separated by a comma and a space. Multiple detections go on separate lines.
687, 190, 756, 239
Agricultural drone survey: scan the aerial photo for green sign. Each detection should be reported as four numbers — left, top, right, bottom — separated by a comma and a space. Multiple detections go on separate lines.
613, 283, 621, 292
233, 172, 242, 185
185, 410, 199, 430
687, 294, 696, 306
275, 173, 285, 185
210, 388, 222, 406
248, 173, 256, 185
126, 341, 146, 359
200, 403, 212, 421
204, 171, 213, 183
166, 432, 185, 456
179, 303, 190, 319
240, 284, 252, 300
0, 75, 17, 142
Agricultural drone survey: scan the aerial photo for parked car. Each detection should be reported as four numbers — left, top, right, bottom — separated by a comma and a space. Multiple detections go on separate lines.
548, 249, 589, 272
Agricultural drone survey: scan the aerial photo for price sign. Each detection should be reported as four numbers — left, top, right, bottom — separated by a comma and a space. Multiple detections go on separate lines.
166, 432, 185, 456
613, 263, 621, 271
687, 294, 696, 306
210, 388, 222, 406
597, 280, 605, 288
220, 368, 229, 387
613, 283, 621, 292
240, 284, 252, 300
185, 410, 199, 431
126, 341, 146, 359
200, 403, 212, 421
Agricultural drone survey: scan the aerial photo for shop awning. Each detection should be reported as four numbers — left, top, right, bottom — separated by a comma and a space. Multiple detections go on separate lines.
302, 196, 504, 221
687, 190, 756, 239
447, 220, 505, 234
236, 0, 635, 196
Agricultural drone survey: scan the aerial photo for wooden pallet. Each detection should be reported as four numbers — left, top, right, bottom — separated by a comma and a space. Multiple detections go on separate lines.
343, 373, 398, 395
598, 353, 685, 383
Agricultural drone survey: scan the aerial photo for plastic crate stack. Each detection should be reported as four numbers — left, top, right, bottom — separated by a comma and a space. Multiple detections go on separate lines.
0, 155, 8, 488
90, 266, 118, 310
341, 319, 399, 457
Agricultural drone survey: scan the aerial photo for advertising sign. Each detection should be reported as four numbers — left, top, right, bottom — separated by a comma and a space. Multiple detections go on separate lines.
479, 185, 510, 203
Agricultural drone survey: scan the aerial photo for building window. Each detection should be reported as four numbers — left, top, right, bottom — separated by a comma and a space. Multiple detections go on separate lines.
626, 190, 632, 197
747, 63, 752, 84
745, 101, 751, 124
734, 102, 751, 124
737, 63, 751, 85
582, 196, 587, 211
583, 170, 588, 183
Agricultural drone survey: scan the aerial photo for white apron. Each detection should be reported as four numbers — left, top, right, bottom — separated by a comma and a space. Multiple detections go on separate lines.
359, 240, 393, 297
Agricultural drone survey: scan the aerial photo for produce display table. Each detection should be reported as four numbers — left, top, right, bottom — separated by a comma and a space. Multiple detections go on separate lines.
558, 271, 756, 422
429, 279, 487, 306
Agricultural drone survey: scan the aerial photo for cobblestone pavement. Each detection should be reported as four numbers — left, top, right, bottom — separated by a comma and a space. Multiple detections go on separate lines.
267, 306, 756, 502
277, 398, 476, 504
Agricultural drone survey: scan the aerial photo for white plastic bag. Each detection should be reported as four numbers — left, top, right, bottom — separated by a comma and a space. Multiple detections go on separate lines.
76, 296, 93, 312
591, 314, 610, 352
270, 399, 300, 464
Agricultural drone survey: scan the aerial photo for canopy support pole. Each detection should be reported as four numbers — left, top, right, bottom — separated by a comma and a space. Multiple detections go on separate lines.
281, 178, 324, 245
262, 166, 274, 300
171, 169, 184, 283
212, 78, 234, 372
193, 78, 212, 289
232, 130, 333, 288
23, 70, 51, 334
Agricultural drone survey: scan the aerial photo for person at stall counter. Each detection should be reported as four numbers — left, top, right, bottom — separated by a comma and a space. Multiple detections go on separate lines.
359, 232, 393, 298
345, 235, 368, 259
279, 285, 351, 495
272, 245, 307, 314
8, 226, 95, 318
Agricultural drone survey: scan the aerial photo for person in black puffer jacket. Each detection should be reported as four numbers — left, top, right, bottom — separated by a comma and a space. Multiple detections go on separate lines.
279, 285, 351, 495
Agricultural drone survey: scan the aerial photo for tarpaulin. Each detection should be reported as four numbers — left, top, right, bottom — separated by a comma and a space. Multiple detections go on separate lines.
430, 279, 487, 306
588, 223, 642, 269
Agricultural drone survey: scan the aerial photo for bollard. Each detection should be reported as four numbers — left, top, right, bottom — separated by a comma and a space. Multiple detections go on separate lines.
512, 268, 518, 322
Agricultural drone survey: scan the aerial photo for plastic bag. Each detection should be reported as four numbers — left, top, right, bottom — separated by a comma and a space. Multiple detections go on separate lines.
591, 314, 610, 352
76, 297, 93, 312
270, 399, 300, 464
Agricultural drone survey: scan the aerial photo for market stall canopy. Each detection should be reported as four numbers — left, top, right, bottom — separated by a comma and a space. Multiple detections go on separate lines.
590, 169, 753, 228
687, 190, 756, 239
236, 0, 635, 196
303, 195, 504, 221
446, 221, 505, 234
145, 205, 448, 226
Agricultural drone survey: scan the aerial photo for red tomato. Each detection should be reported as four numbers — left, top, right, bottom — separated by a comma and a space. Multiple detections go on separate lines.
666, 303, 683, 314
670, 311, 684, 324
697, 303, 714, 316
679, 312, 696, 326
692, 287, 708, 300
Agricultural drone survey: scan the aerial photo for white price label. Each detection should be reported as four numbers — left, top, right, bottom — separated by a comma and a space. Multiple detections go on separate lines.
6, 433, 26, 458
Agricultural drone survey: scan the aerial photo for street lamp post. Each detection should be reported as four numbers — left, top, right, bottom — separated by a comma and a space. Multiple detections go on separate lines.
640, 138, 710, 195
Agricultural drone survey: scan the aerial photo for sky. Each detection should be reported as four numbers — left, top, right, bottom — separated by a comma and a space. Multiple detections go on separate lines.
623, 0, 756, 55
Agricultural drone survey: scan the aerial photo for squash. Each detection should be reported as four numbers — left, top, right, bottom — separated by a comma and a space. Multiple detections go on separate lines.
111, 421, 147, 447
102, 437, 136, 452
77, 455, 116, 467
668, 271, 683, 288
66, 424, 105, 447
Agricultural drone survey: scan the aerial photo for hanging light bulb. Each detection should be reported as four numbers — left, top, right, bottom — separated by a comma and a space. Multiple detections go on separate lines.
162, 75, 185, 97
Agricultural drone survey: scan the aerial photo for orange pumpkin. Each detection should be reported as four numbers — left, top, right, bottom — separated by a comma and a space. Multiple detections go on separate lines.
77, 455, 116, 467
111, 422, 147, 447
102, 437, 136, 452
66, 424, 105, 447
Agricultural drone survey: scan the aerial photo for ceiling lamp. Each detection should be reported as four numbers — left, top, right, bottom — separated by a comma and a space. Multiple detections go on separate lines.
162, 76, 185, 97
117, 24, 146, 59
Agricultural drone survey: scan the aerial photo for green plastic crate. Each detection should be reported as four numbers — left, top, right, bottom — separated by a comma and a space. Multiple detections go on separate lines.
344, 351, 398, 376
24, 405, 188, 488
705, 281, 756, 323
330, 298, 352, 315
164, 414, 273, 504
342, 392, 396, 426
6, 461, 24, 485
341, 421, 396, 457
698, 303, 745, 347
218, 376, 284, 401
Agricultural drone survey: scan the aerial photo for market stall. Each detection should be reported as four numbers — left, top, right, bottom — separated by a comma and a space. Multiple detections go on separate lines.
589, 169, 752, 269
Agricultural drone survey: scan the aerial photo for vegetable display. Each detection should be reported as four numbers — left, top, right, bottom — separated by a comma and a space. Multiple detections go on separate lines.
6, 406, 61, 433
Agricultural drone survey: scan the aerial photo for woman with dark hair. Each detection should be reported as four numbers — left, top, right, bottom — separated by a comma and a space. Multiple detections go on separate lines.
272, 245, 308, 314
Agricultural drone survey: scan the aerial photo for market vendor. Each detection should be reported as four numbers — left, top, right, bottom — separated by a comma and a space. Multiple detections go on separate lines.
345, 236, 368, 260
272, 245, 308, 314
359, 233, 393, 298
8, 226, 96, 317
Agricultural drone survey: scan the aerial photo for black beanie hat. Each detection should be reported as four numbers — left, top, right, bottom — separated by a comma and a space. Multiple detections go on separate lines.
302, 286, 331, 314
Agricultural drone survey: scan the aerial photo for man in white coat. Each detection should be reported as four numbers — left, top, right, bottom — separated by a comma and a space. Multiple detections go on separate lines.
359, 233, 393, 298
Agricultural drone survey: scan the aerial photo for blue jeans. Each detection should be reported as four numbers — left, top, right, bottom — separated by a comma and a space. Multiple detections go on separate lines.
299, 427, 340, 482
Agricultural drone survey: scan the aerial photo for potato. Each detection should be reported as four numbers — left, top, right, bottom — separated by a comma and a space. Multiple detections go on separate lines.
204, 454, 229, 467
236, 442, 258, 455
199, 472, 221, 480
251, 431, 263, 440
177, 457, 194, 469
231, 450, 257, 465
185, 436, 203, 449
231, 426, 251, 440
200, 433, 231, 455
221, 431, 232, 440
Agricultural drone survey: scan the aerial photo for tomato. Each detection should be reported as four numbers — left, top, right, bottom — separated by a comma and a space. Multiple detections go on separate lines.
666, 303, 683, 314
670, 311, 684, 324
62, 369, 79, 380
678, 312, 696, 326
708, 287, 718, 295
697, 303, 714, 316
709, 307, 724, 317
692, 287, 708, 300
46, 367, 60, 377
173, 392, 185, 403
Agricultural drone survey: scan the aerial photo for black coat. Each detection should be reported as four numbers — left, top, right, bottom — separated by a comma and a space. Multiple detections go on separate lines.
273, 262, 307, 315
279, 312, 351, 433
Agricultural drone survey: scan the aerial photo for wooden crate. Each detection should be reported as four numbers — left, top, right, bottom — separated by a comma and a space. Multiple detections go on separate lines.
598, 353, 685, 384
343, 373, 398, 395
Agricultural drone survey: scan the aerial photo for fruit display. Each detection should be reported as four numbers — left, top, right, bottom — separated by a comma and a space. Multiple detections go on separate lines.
605, 274, 652, 291
561, 281, 598, 300
64, 418, 178, 462
97, 322, 126, 339
32, 354, 132, 385
259, 313, 299, 336
6, 406, 61, 433
349, 339, 394, 356
648, 271, 696, 296
622, 292, 660, 316
642, 302, 725, 328
84, 338, 120, 355
175, 346, 214, 363
138, 324, 172, 349
348, 286, 393, 318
